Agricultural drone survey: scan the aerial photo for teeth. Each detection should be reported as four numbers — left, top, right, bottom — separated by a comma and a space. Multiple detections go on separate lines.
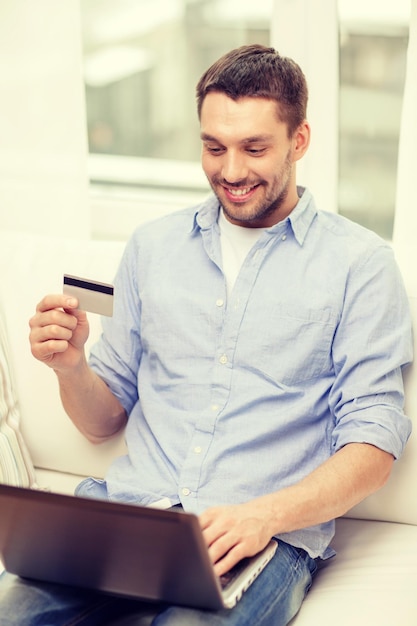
228, 187, 252, 196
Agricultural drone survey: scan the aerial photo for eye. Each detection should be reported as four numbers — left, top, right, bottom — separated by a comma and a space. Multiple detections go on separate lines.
204, 144, 225, 155
246, 147, 266, 155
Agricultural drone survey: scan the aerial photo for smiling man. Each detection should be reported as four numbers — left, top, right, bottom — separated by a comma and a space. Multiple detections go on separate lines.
200, 94, 308, 227
0, 45, 412, 626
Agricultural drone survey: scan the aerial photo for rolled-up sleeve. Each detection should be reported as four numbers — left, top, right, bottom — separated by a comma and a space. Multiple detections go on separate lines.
330, 243, 413, 459
89, 234, 142, 416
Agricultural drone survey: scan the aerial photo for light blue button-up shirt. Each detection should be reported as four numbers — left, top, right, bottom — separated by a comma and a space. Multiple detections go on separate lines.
85, 187, 412, 559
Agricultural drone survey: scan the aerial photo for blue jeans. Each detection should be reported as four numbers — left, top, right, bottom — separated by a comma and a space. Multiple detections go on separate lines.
0, 541, 317, 626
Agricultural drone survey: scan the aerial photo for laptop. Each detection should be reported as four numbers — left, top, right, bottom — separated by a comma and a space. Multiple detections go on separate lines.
0, 483, 277, 610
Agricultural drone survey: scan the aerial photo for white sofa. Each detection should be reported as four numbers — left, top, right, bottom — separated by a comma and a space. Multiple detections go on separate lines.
0, 229, 416, 624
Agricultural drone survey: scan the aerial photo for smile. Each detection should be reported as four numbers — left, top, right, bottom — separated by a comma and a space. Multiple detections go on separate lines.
223, 184, 259, 202
228, 186, 254, 196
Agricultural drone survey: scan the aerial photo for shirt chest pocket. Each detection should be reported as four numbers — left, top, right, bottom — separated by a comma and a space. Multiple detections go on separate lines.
238, 303, 338, 387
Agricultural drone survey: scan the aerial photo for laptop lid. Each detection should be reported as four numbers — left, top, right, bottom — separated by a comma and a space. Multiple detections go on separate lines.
0, 484, 277, 610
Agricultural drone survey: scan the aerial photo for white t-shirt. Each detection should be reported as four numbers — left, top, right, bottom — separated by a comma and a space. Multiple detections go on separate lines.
218, 208, 267, 297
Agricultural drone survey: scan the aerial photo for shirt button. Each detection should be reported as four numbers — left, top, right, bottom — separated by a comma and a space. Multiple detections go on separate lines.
194, 446, 202, 454
219, 354, 228, 365
182, 487, 191, 496
216, 298, 224, 307
211, 404, 219, 411
282, 234, 287, 241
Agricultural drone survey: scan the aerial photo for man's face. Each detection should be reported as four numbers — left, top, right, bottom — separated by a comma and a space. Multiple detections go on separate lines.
200, 92, 307, 228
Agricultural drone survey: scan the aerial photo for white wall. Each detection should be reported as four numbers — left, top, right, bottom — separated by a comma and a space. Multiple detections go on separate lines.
393, 0, 417, 251
271, 0, 339, 213
393, 0, 417, 295
0, 1, 90, 238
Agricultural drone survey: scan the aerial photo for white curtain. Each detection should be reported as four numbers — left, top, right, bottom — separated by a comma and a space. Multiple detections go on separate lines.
392, 0, 417, 293
271, 0, 339, 213
0, 1, 90, 238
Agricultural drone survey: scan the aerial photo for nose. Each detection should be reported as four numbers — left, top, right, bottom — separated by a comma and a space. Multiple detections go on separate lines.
221, 151, 248, 184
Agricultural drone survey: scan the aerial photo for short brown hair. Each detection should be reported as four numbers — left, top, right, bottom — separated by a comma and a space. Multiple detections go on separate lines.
196, 44, 308, 136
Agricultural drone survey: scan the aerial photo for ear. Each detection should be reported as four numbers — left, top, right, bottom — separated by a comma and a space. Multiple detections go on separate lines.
292, 120, 311, 162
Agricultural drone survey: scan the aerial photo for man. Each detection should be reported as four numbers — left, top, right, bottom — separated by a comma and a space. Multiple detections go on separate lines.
0, 44, 412, 625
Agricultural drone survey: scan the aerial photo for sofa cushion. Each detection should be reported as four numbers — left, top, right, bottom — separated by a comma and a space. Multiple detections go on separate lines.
0, 302, 36, 487
291, 517, 417, 625
0, 230, 127, 486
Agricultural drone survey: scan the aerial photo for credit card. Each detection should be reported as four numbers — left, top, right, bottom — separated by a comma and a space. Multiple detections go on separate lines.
63, 274, 114, 317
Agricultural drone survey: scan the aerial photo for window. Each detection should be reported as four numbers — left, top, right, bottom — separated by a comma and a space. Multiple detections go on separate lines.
81, 2, 271, 165
81, 0, 410, 241
339, 1, 410, 238
81, 0, 273, 239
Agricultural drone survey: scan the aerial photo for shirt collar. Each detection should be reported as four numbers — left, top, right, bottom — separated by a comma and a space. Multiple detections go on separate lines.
281, 186, 318, 246
191, 195, 220, 233
191, 186, 317, 245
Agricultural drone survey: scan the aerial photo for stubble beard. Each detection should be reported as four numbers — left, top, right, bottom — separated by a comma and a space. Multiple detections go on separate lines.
211, 151, 294, 227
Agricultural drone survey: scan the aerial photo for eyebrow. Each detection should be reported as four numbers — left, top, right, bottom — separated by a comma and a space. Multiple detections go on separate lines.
200, 132, 274, 144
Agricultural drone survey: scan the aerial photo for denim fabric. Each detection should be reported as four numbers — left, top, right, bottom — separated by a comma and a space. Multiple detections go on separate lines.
0, 541, 317, 626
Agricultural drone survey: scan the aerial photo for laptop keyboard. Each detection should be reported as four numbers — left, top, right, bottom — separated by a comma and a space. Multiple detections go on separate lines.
219, 557, 251, 589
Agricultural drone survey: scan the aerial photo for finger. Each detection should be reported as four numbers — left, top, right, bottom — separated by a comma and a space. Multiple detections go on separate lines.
30, 320, 73, 356
32, 338, 72, 361
199, 508, 217, 531
199, 505, 234, 533
30, 295, 79, 333
29, 306, 79, 359
35, 294, 79, 314
200, 511, 231, 548
208, 531, 236, 563
31, 320, 74, 343
30, 308, 77, 330
212, 541, 246, 577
